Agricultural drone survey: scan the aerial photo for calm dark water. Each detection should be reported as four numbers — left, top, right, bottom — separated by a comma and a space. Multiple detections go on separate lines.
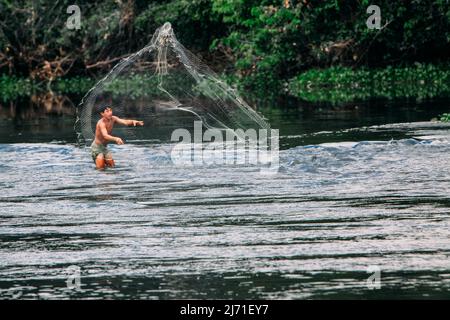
1, 95, 450, 299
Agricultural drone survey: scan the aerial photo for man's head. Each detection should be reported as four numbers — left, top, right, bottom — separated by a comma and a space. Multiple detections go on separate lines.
96, 105, 113, 119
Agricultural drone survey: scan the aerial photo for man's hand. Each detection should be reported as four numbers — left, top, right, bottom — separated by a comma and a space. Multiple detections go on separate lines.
115, 137, 124, 145
132, 120, 144, 126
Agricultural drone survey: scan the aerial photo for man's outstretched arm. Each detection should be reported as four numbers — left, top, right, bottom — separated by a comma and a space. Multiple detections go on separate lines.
113, 116, 144, 127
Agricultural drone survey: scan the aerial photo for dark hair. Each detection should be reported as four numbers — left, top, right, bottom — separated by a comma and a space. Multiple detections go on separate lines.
95, 105, 110, 114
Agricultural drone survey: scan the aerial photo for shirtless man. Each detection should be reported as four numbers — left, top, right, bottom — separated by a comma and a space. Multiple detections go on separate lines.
91, 105, 144, 170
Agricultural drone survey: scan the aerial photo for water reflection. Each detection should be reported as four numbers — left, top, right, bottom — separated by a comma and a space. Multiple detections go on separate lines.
0, 92, 75, 119
1, 93, 449, 146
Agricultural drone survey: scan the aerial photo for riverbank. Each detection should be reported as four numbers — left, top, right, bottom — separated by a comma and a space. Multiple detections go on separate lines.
288, 64, 450, 104
2, 64, 449, 106
0, 76, 96, 102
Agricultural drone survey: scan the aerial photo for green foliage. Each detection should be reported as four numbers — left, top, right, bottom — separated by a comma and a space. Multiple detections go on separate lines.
289, 64, 450, 104
439, 113, 450, 122
0, 0, 449, 101
210, 0, 450, 97
54, 77, 97, 94
0, 75, 35, 101
0, 74, 208, 100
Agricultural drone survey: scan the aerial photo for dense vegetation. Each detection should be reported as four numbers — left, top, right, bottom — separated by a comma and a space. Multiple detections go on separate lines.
289, 63, 450, 103
0, 0, 449, 99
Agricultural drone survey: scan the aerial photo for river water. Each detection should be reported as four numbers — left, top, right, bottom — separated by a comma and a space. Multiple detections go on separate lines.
1, 97, 450, 299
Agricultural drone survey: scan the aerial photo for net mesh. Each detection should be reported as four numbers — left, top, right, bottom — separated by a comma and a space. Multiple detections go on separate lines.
74, 22, 270, 145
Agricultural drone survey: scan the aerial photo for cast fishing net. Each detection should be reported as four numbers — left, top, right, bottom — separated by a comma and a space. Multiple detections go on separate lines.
75, 22, 271, 146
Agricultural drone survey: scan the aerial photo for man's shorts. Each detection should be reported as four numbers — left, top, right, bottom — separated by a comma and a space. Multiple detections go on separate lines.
91, 142, 111, 162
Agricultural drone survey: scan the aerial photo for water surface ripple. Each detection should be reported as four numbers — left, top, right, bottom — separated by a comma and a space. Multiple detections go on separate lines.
1, 122, 450, 299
